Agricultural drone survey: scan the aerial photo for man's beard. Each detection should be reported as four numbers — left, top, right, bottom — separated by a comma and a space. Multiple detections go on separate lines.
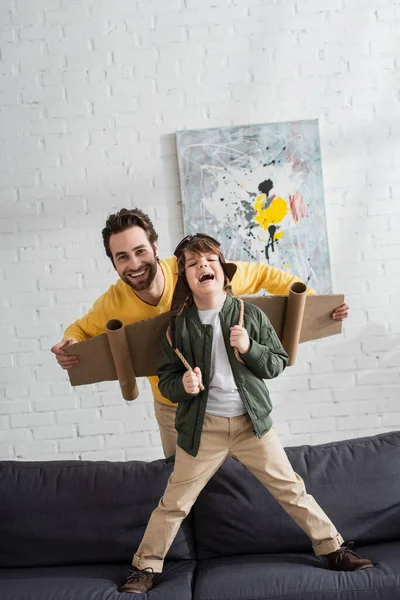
122, 258, 158, 292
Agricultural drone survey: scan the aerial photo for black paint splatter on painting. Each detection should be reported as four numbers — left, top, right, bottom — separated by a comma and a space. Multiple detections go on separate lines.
265, 225, 277, 261
305, 258, 312, 284
263, 145, 286, 168
257, 179, 274, 208
240, 226, 259, 260
258, 179, 273, 196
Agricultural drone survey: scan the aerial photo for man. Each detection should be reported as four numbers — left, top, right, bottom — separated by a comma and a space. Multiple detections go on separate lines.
51, 208, 349, 457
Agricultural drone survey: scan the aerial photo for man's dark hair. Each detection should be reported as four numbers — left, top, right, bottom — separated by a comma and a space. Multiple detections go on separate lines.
102, 208, 158, 265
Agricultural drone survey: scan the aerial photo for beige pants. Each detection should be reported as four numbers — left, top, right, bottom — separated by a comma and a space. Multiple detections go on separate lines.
154, 401, 178, 458
134, 413, 343, 572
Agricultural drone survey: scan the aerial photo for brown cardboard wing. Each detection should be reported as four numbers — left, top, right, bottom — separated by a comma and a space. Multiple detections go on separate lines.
64, 311, 171, 396
64, 285, 344, 399
244, 286, 344, 356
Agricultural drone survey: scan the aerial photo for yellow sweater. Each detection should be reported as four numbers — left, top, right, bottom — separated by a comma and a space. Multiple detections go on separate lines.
63, 257, 315, 406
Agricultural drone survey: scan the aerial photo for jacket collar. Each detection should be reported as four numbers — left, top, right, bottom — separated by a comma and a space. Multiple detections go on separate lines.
187, 294, 235, 323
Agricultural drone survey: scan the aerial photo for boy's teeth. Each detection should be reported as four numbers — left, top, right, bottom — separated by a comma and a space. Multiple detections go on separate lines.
131, 270, 146, 278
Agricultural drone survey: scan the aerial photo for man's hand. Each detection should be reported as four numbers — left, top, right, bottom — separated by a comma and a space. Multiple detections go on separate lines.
230, 325, 251, 354
51, 339, 79, 370
182, 367, 202, 395
331, 303, 350, 321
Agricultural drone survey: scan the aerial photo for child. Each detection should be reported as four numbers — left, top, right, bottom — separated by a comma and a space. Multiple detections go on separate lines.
120, 233, 372, 594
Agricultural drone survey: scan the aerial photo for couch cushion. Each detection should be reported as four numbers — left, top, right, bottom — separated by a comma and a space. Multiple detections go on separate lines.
194, 541, 400, 600
0, 560, 196, 600
0, 459, 195, 568
193, 431, 400, 558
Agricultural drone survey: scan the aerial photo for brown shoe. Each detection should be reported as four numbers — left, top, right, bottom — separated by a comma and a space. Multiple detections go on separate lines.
326, 542, 373, 572
119, 566, 156, 594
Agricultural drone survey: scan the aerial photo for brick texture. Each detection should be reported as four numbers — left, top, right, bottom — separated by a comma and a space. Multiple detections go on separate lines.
0, 0, 399, 460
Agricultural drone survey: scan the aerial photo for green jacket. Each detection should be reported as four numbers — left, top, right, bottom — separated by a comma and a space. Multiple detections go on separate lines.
157, 295, 289, 457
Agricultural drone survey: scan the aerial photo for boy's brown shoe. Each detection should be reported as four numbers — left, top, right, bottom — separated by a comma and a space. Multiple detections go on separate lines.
119, 566, 156, 594
326, 542, 373, 571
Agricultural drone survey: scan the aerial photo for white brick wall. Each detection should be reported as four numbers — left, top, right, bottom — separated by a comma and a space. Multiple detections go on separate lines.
0, 0, 399, 461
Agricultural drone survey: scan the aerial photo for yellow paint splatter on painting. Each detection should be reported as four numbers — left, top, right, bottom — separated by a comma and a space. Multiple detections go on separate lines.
274, 230, 284, 240
254, 195, 288, 230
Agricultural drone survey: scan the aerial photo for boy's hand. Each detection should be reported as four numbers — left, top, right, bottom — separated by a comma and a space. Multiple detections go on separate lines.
230, 325, 251, 355
182, 367, 202, 395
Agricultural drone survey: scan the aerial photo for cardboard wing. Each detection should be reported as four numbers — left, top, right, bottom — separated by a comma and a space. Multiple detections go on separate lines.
64, 282, 344, 400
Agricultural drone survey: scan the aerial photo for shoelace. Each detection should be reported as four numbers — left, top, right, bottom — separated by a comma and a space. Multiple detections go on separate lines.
333, 542, 361, 564
126, 566, 154, 583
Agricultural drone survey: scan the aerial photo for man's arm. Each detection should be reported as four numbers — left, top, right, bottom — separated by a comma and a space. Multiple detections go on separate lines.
231, 261, 349, 321
62, 302, 108, 342
231, 261, 315, 296
51, 290, 109, 370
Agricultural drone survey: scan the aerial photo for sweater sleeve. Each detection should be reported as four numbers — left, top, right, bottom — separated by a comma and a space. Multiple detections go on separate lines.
62, 291, 109, 342
231, 261, 316, 296
242, 308, 289, 379
157, 336, 198, 404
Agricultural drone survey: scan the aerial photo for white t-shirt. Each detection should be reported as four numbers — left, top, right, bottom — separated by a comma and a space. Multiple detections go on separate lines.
198, 305, 247, 418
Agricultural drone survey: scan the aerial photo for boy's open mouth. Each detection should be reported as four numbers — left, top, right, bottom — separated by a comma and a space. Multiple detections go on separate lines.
198, 273, 214, 283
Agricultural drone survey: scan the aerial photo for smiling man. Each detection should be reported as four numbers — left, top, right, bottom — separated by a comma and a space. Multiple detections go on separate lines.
51, 208, 349, 457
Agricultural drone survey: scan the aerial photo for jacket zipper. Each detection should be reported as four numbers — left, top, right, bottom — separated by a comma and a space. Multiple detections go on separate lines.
218, 311, 263, 438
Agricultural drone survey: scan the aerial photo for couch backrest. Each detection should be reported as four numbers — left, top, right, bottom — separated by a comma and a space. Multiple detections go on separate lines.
192, 431, 400, 559
0, 458, 195, 568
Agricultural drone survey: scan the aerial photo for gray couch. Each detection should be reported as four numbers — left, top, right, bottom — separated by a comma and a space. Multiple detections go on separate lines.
1, 430, 400, 600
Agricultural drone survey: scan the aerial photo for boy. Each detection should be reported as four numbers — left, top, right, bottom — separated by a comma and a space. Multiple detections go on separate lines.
120, 233, 372, 594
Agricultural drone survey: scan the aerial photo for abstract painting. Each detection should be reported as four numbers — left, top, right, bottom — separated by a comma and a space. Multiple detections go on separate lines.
176, 119, 332, 293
